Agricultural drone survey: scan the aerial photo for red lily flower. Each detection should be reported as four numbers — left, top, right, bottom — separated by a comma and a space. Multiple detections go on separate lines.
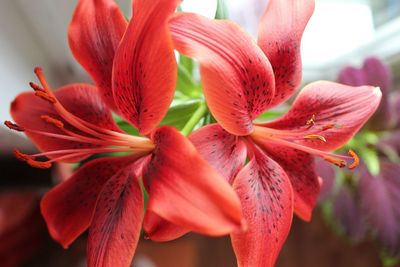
5, 0, 243, 266
164, 0, 382, 266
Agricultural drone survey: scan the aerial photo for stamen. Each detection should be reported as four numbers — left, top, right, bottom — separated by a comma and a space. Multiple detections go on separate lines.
34, 90, 56, 104
304, 134, 326, 142
323, 157, 346, 168
4, 121, 24, 132
306, 114, 316, 126
40, 115, 64, 128
348, 150, 360, 169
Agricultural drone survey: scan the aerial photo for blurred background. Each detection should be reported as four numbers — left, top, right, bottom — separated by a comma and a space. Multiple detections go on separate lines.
1, 0, 400, 266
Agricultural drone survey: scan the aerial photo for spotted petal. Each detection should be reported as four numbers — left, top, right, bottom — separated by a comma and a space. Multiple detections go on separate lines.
41, 155, 140, 248
144, 126, 244, 236
261, 81, 382, 151
69, 0, 127, 111
10, 84, 120, 162
88, 163, 144, 267
170, 13, 275, 136
189, 124, 247, 184
231, 145, 293, 267
258, 0, 315, 107
257, 142, 320, 221
112, 0, 180, 134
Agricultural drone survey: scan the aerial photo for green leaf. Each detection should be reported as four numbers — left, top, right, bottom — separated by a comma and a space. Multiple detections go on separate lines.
254, 110, 284, 122
116, 101, 202, 134
160, 100, 202, 130
215, 0, 229, 19
359, 147, 380, 176
179, 54, 194, 76
177, 64, 201, 97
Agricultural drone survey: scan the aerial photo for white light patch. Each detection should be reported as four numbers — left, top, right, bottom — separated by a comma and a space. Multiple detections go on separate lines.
302, 1, 374, 68
181, 0, 218, 18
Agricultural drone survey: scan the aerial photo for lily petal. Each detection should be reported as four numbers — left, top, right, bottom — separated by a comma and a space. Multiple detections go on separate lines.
11, 84, 120, 161
258, 0, 315, 107
88, 164, 144, 267
169, 13, 275, 136
144, 126, 244, 236
257, 142, 320, 221
143, 210, 188, 242
41, 155, 138, 248
261, 81, 382, 151
231, 144, 293, 267
69, 0, 127, 111
112, 0, 180, 135
189, 124, 247, 184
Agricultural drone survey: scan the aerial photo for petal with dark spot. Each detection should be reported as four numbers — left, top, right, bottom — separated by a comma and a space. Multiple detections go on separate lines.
68, 0, 127, 111
170, 13, 275, 136
144, 126, 244, 236
189, 124, 247, 184
258, 0, 314, 107
112, 0, 180, 134
41, 155, 140, 248
231, 145, 293, 267
88, 164, 144, 267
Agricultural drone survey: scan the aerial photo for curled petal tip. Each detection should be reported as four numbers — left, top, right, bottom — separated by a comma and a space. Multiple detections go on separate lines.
373, 86, 382, 97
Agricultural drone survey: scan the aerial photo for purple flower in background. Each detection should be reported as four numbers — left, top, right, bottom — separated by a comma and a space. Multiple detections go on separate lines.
338, 57, 393, 130
318, 57, 400, 255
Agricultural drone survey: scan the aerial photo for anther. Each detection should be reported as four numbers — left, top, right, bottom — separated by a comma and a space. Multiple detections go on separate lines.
13, 149, 52, 169
34, 90, 56, 104
306, 114, 316, 126
26, 159, 52, 169
13, 149, 32, 162
348, 150, 360, 170
29, 82, 45, 92
4, 121, 24, 132
40, 115, 64, 128
304, 134, 326, 142
323, 156, 346, 168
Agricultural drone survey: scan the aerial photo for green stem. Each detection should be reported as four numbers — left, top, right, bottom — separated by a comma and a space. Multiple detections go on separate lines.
181, 102, 208, 136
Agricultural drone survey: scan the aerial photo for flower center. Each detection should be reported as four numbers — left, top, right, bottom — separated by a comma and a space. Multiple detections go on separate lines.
5, 67, 154, 168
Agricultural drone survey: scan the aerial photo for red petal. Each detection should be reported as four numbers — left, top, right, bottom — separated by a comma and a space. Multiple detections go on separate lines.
143, 210, 188, 242
112, 0, 180, 135
41, 156, 138, 248
257, 142, 319, 221
68, 0, 127, 111
11, 84, 120, 160
189, 124, 247, 184
231, 145, 293, 267
144, 126, 244, 236
169, 13, 275, 136
261, 81, 382, 151
88, 164, 144, 267
258, 0, 315, 107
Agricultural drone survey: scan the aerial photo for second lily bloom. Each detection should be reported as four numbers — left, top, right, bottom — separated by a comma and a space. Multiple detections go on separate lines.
167, 0, 382, 266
